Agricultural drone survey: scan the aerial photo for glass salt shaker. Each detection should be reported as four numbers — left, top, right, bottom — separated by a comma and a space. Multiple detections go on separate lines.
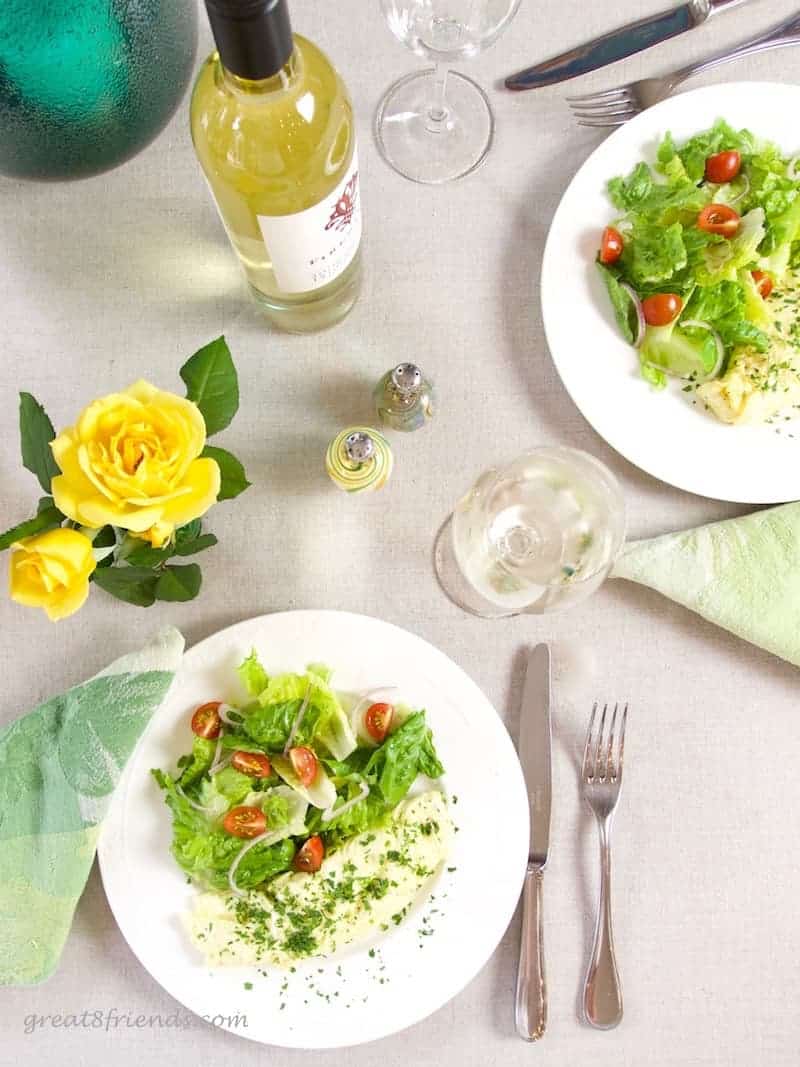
325, 427, 394, 493
374, 363, 435, 432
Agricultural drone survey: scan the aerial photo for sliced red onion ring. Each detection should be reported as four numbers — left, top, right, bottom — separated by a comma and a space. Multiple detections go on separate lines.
321, 779, 371, 824
284, 686, 312, 755
727, 172, 750, 206
680, 319, 725, 382
228, 827, 284, 897
620, 282, 646, 348
218, 703, 241, 726
788, 156, 800, 182
176, 784, 216, 815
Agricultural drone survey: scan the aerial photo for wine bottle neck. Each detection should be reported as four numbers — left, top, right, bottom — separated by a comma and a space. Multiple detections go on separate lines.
220, 47, 300, 97
205, 0, 293, 80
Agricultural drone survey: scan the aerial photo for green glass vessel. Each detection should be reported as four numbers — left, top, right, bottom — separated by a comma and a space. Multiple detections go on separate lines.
0, 0, 197, 181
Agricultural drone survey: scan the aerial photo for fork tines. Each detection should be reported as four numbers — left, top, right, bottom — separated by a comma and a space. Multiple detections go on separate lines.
566, 88, 637, 128
582, 702, 628, 783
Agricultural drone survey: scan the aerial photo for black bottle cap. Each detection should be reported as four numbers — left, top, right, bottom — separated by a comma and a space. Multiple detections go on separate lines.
205, 0, 293, 80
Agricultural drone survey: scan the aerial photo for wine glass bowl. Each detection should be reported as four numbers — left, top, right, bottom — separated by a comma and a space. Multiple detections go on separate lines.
376, 0, 521, 184
434, 447, 627, 618
381, 0, 520, 61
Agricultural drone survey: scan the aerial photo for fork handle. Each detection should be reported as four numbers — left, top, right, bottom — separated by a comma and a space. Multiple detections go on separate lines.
583, 820, 623, 1029
672, 12, 800, 86
515, 864, 547, 1041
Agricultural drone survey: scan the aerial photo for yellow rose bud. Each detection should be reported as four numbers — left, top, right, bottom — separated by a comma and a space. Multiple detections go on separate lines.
134, 521, 175, 549
50, 381, 221, 535
9, 528, 96, 621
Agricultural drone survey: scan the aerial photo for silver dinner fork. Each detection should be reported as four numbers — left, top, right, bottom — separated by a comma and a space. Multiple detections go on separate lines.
581, 702, 628, 1029
568, 12, 800, 127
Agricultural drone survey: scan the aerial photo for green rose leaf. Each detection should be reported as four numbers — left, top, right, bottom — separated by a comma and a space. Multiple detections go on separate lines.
123, 542, 174, 568
19, 393, 60, 493
180, 336, 239, 436
92, 566, 158, 607
202, 445, 251, 501
176, 519, 202, 544
0, 507, 63, 551
155, 563, 202, 602
173, 533, 218, 557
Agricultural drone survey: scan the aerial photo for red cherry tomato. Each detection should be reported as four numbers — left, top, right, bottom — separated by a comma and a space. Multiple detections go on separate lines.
191, 701, 222, 739
365, 702, 394, 743
231, 750, 272, 778
293, 835, 325, 873
704, 150, 742, 184
222, 805, 267, 839
289, 745, 319, 787
752, 270, 774, 299
641, 293, 683, 327
599, 226, 624, 265
697, 203, 740, 237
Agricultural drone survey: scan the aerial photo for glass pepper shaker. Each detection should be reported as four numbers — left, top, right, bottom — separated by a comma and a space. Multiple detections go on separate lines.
373, 362, 435, 432
326, 427, 394, 493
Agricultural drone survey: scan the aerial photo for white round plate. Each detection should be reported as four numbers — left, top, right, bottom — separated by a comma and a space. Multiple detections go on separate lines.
99, 611, 528, 1049
542, 82, 800, 503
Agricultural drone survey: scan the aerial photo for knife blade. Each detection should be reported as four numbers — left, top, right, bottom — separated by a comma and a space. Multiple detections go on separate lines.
505, 0, 749, 91
519, 643, 552, 865
514, 643, 552, 1041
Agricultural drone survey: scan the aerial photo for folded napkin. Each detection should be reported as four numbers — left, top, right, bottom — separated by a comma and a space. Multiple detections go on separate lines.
612, 502, 800, 668
0, 626, 184, 986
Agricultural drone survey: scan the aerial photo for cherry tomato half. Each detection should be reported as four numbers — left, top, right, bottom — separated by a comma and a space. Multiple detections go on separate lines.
752, 269, 774, 299
222, 805, 267, 839
289, 745, 319, 787
191, 701, 222, 739
293, 835, 325, 873
704, 150, 742, 184
599, 226, 624, 265
231, 750, 272, 778
641, 293, 683, 327
697, 203, 740, 237
365, 702, 394, 743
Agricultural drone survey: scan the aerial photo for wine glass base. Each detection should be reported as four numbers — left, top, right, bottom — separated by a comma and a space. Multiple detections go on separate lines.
433, 516, 519, 619
375, 68, 494, 185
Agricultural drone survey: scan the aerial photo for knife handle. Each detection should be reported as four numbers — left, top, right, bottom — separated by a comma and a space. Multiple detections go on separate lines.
515, 864, 546, 1041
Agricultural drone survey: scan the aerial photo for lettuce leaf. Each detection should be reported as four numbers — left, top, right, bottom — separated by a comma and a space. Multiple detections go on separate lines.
151, 769, 295, 891
364, 712, 444, 807
237, 649, 269, 697
620, 220, 687, 286
683, 278, 770, 353
596, 262, 636, 344
176, 736, 215, 788
245, 670, 357, 760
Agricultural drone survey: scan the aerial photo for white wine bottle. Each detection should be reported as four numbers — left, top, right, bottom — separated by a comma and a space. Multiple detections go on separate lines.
192, 0, 362, 332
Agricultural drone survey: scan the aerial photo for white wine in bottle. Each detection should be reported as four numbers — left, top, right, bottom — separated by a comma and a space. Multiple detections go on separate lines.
192, 0, 362, 332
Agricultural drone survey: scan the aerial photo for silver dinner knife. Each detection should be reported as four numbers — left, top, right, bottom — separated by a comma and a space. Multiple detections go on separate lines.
505, 0, 749, 90
514, 643, 552, 1042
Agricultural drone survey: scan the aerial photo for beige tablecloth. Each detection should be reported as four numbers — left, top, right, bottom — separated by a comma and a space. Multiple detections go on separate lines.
1, 1, 798, 1064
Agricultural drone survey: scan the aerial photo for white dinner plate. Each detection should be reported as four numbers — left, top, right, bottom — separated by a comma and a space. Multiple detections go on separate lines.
98, 611, 529, 1049
542, 82, 800, 503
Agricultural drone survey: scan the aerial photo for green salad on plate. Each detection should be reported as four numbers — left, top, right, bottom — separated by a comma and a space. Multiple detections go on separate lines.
597, 119, 800, 425
153, 651, 451, 966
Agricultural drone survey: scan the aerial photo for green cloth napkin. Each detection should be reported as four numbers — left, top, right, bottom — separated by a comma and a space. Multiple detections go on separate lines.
0, 626, 184, 986
612, 502, 800, 667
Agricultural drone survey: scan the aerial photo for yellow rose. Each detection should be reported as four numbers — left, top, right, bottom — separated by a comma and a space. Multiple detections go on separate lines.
134, 522, 175, 549
9, 528, 96, 621
50, 381, 220, 535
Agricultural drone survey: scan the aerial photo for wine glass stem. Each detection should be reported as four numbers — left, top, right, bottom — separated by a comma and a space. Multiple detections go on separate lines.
426, 64, 450, 131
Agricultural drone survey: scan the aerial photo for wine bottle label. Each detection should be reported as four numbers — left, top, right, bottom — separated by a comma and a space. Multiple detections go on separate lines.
257, 150, 362, 294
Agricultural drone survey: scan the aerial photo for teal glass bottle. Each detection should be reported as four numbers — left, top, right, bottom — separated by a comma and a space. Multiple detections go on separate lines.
0, 0, 197, 181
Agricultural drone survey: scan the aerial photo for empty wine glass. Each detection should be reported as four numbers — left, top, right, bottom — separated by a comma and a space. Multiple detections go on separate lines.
433, 447, 627, 617
376, 0, 521, 184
